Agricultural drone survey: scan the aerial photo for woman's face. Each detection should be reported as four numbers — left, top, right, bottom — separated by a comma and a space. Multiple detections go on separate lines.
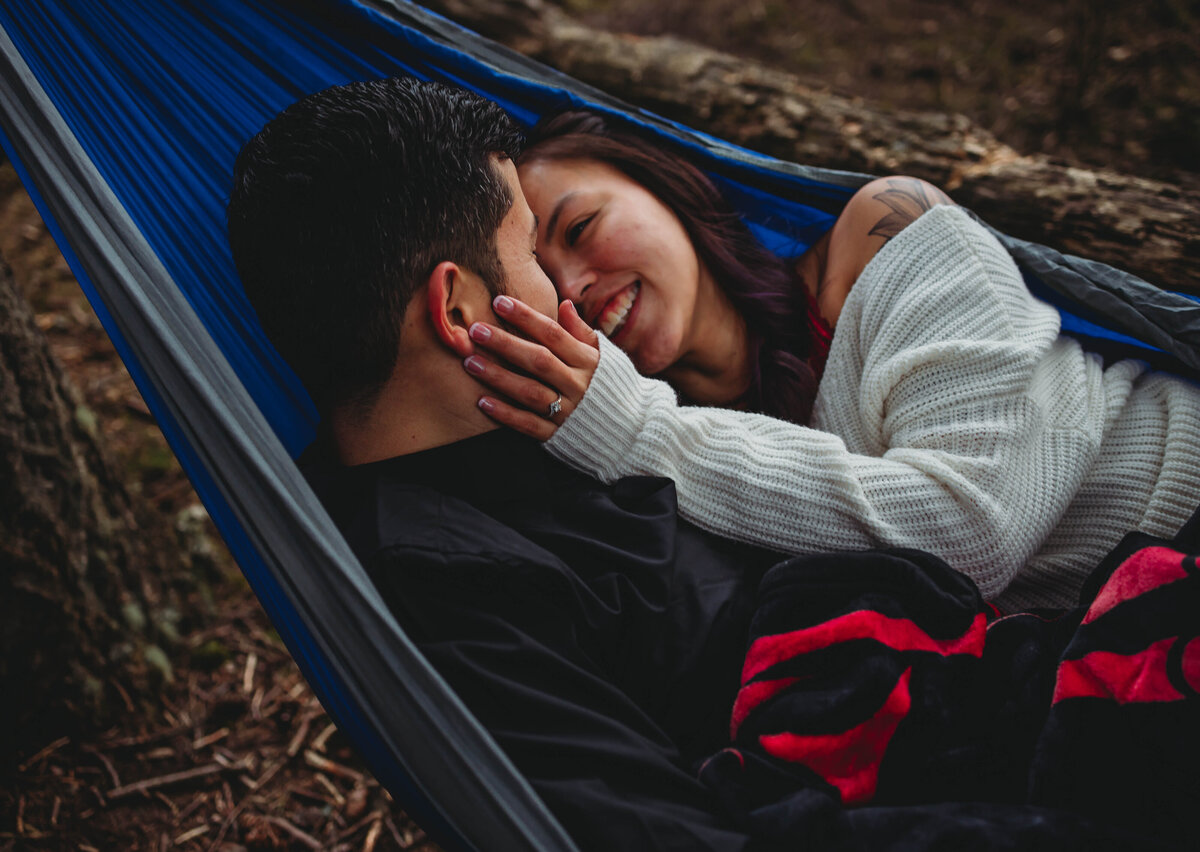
517, 156, 710, 376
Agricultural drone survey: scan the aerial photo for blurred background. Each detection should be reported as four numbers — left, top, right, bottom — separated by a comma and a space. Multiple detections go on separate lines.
564, 0, 1198, 182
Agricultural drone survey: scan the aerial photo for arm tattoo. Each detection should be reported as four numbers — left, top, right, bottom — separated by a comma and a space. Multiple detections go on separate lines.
868, 178, 954, 242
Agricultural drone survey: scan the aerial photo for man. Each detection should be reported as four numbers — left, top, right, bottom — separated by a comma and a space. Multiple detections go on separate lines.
227, 77, 1196, 852
227, 76, 782, 851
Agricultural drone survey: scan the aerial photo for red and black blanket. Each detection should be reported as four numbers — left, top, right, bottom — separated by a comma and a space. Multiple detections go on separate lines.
701, 511, 1200, 851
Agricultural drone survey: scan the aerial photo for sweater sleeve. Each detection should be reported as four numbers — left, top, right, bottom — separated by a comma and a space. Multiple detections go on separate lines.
545, 207, 1101, 599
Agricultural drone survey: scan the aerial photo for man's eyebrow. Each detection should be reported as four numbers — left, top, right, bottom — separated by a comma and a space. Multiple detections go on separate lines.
544, 192, 578, 243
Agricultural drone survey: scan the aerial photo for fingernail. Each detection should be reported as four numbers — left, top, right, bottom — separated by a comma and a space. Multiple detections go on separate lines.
478, 397, 496, 412
469, 322, 491, 342
464, 355, 486, 375
493, 295, 514, 314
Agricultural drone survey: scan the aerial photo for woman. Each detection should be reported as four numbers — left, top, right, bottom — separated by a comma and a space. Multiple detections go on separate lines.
462, 113, 1200, 611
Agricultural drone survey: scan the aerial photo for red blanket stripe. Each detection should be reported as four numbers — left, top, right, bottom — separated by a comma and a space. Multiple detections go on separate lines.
758, 668, 912, 805
741, 610, 986, 685
1082, 546, 1190, 625
1052, 637, 1198, 704
1187, 637, 1200, 695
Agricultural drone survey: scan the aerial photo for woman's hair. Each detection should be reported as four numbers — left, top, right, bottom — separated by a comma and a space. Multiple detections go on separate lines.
519, 112, 830, 426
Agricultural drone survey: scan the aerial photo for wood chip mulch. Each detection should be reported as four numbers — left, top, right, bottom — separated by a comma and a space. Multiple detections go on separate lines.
2, 585, 442, 852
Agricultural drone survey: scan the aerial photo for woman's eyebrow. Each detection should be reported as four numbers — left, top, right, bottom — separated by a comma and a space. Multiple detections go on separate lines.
544, 191, 579, 243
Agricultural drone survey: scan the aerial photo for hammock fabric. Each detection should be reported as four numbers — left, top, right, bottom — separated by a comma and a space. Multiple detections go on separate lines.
0, 1, 1197, 850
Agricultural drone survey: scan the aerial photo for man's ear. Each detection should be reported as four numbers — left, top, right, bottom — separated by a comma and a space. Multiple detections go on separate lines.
425, 261, 477, 357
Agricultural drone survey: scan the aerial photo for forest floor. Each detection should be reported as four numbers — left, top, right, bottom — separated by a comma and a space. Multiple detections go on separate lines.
1, 0, 1196, 849
0, 166, 438, 851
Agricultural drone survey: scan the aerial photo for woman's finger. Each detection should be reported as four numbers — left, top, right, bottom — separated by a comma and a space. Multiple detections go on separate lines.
493, 295, 595, 366
558, 300, 600, 348
477, 395, 558, 441
468, 322, 583, 395
463, 353, 571, 417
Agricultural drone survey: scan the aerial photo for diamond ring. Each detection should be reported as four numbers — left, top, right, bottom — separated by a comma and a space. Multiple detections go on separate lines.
548, 395, 563, 417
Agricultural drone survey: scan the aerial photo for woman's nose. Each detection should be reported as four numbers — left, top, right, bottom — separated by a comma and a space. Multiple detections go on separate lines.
556, 262, 596, 305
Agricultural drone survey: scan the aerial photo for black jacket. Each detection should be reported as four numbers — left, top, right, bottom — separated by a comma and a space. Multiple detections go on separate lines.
303, 428, 783, 851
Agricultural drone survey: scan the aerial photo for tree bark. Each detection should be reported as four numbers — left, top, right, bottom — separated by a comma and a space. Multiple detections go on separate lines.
417, 0, 1199, 292
0, 253, 197, 760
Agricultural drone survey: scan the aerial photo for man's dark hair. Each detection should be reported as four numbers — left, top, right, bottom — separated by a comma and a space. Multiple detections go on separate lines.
227, 77, 523, 414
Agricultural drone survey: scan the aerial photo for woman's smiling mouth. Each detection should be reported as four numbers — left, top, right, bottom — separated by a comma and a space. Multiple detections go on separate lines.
596, 281, 641, 338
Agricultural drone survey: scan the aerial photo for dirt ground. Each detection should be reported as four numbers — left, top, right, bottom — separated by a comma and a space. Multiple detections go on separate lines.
1, 0, 1196, 849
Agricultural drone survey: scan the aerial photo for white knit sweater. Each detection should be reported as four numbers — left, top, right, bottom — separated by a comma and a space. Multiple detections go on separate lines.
544, 205, 1200, 610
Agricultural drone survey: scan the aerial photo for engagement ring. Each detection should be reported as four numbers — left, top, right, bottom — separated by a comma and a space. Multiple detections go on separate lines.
548, 395, 563, 417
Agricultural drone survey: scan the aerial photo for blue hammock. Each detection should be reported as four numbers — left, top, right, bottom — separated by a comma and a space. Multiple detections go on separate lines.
1, 1, 1197, 850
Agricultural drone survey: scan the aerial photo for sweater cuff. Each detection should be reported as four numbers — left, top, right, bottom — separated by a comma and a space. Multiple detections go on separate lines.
544, 335, 677, 482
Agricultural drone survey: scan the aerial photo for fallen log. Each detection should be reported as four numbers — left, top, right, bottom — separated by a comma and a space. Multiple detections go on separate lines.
416, 0, 1199, 292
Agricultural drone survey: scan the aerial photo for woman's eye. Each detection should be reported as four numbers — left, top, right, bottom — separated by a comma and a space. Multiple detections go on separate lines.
566, 216, 592, 246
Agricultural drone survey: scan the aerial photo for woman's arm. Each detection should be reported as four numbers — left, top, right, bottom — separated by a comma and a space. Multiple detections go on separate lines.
467, 207, 1089, 599
800, 176, 954, 329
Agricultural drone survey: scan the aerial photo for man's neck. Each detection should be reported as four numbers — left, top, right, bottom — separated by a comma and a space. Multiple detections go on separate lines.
329, 364, 500, 466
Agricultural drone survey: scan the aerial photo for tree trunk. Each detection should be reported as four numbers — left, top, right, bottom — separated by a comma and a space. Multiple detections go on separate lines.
0, 252, 196, 761
415, 0, 1199, 292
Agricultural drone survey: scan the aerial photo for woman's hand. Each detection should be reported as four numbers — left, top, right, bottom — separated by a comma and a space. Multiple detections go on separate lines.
464, 295, 600, 441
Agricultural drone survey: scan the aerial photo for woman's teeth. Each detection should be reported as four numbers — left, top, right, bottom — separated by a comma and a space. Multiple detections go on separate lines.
597, 282, 640, 338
